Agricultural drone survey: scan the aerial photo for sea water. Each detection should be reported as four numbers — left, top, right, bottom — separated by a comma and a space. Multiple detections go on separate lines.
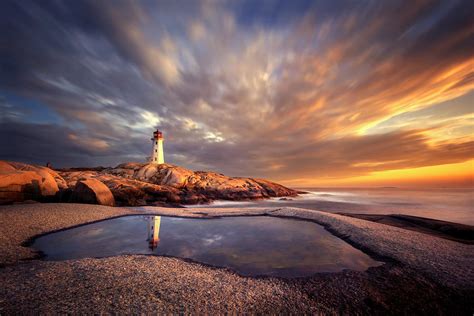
189, 187, 474, 225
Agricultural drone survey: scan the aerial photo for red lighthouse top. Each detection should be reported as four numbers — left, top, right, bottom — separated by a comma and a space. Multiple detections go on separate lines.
152, 129, 163, 140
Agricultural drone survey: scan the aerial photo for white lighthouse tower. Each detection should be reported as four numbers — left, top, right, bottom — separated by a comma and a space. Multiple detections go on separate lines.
146, 216, 161, 250
151, 129, 164, 164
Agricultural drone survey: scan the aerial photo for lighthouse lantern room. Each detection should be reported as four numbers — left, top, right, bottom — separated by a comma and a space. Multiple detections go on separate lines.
151, 129, 164, 164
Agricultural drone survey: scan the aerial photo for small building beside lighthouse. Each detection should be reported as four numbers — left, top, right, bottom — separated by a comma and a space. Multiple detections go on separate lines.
151, 129, 164, 164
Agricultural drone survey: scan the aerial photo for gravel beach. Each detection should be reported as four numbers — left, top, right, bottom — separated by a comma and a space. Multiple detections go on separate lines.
1, 203, 473, 314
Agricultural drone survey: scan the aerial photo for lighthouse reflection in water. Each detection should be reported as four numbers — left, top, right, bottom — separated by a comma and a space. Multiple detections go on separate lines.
32, 215, 382, 277
146, 216, 161, 249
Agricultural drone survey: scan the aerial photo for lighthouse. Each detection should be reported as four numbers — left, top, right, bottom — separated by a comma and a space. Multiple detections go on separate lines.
151, 129, 164, 164
147, 216, 161, 249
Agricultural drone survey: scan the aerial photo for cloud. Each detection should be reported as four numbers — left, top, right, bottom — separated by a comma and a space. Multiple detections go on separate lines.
0, 0, 473, 185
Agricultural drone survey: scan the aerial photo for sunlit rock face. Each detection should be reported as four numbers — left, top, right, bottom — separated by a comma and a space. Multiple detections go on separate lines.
0, 161, 62, 204
70, 179, 115, 207
59, 162, 298, 206
112, 163, 297, 201
6, 161, 67, 191
0, 160, 297, 206
119, 163, 194, 188
105, 163, 188, 186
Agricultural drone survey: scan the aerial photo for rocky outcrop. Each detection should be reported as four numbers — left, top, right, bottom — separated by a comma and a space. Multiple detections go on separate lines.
70, 179, 115, 207
58, 170, 208, 206
59, 162, 297, 206
0, 161, 62, 204
104, 163, 297, 199
1, 160, 297, 206
106, 163, 194, 187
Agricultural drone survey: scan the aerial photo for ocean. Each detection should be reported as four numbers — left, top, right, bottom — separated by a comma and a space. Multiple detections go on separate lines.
187, 187, 474, 226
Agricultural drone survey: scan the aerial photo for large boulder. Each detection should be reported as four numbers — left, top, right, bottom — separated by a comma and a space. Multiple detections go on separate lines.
0, 170, 43, 204
70, 179, 115, 206
45, 169, 68, 190
6, 161, 63, 195
0, 161, 62, 204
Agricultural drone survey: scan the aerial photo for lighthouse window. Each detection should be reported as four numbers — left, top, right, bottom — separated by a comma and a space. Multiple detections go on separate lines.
155, 141, 158, 145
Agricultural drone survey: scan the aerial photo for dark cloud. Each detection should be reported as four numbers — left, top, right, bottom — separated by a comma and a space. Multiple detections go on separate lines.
0, 0, 472, 185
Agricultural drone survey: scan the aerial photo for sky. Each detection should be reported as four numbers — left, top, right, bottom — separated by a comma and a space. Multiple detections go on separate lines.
0, 0, 473, 188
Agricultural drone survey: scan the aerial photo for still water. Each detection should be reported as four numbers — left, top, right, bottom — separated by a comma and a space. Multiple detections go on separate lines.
189, 188, 474, 225
32, 215, 381, 278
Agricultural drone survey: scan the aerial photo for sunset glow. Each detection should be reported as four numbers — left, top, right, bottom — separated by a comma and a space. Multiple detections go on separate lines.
284, 160, 474, 188
0, 0, 473, 188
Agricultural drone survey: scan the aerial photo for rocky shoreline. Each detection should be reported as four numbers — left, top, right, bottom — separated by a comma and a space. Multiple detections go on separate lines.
1, 204, 473, 314
0, 161, 297, 206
